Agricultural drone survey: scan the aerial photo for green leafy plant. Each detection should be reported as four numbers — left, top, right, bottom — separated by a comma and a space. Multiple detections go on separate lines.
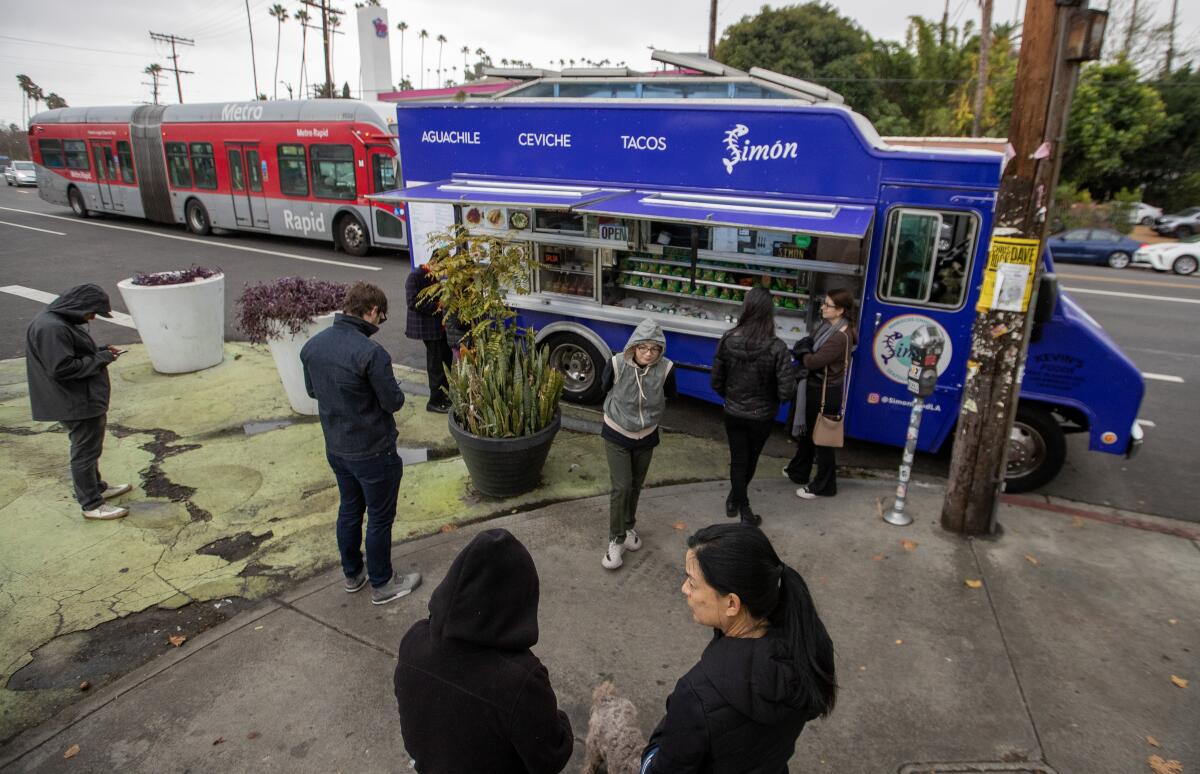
417, 225, 564, 438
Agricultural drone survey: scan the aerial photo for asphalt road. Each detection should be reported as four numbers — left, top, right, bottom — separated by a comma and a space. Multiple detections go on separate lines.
2, 184, 1197, 522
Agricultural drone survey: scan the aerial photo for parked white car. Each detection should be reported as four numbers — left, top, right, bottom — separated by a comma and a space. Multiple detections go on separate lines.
1131, 201, 1162, 226
1133, 235, 1200, 276
4, 160, 36, 187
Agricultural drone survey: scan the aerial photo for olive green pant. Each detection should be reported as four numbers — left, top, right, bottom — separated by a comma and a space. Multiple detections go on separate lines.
605, 440, 655, 541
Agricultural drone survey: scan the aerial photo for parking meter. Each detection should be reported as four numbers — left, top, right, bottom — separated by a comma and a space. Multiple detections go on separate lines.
906, 325, 945, 397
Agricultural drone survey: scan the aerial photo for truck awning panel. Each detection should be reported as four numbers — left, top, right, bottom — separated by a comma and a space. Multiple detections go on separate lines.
368, 178, 626, 209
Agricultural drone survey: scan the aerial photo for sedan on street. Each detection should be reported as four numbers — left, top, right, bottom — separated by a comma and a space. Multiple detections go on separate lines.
4, 160, 36, 187
1153, 207, 1200, 238
1045, 228, 1145, 269
1133, 235, 1200, 276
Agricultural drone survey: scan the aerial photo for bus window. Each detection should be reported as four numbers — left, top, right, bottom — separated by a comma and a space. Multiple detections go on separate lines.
880, 208, 977, 308
189, 143, 217, 189
310, 144, 356, 200
228, 150, 246, 191
38, 139, 65, 169
246, 150, 263, 192
166, 142, 192, 188
278, 144, 308, 197
64, 140, 90, 171
117, 141, 136, 183
371, 153, 396, 193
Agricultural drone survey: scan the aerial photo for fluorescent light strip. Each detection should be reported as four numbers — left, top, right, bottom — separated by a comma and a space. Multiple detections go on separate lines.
639, 196, 840, 219
650, 191, 842, 214
447, 179, 602, 194
439, 184, 594, 198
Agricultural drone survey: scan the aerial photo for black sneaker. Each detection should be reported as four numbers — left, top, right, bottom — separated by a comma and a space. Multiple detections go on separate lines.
739, 503, 762, 527
725, 493, 738, 519
425, 401, 449, 414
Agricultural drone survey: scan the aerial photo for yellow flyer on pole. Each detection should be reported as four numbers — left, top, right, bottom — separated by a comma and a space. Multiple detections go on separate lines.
976, 236, 1041, 313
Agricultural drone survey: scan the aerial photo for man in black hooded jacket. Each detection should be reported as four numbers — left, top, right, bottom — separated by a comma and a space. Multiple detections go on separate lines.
25, 284, 132, 520
395, 528, 573, 774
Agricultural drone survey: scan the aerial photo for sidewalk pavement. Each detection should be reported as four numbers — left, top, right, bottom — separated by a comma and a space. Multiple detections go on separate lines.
2, 476, 1196, 774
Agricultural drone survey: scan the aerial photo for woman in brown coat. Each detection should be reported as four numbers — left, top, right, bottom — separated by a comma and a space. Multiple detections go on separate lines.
784, 288, 856, 498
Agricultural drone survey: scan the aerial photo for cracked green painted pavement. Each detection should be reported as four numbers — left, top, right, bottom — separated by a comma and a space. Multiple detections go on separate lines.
0, 343, 734, 740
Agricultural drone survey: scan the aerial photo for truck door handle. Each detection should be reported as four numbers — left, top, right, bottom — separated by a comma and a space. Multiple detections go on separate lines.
873, 312, 881, 332
950, 194, 996, 206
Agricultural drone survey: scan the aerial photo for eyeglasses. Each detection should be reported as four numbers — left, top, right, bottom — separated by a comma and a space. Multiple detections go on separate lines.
377, 310, 388, 324
634, 344, 663, 353
820, 301, 839, 310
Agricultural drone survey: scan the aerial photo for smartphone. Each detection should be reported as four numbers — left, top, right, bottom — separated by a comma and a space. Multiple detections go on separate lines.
112, 349, 128, 356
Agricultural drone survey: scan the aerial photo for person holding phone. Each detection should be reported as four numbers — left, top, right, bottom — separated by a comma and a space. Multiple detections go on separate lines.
25, 284, 133, 520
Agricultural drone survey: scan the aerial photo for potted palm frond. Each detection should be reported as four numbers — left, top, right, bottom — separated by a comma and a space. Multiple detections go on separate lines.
235, 276, 347, 415
117, 265, 224, 374
419, 225, 565, 497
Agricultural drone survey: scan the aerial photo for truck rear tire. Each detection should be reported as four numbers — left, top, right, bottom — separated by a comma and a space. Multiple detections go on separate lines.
545, 332, 605, 404
1004, 403, 1066, 493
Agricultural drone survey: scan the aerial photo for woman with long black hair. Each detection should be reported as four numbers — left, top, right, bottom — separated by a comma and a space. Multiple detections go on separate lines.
711, 287, 796, 525
641, 523, 837, 773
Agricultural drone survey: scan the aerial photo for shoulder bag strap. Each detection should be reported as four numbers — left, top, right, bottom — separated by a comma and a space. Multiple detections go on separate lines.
834, 330, 851, 420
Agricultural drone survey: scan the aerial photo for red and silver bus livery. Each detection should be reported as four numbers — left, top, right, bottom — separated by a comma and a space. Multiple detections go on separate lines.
28, 101, 405, 255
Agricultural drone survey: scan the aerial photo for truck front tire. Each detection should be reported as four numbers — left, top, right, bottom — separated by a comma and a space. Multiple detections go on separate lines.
545, 333, 605, 404
1004, 403, 1067, 493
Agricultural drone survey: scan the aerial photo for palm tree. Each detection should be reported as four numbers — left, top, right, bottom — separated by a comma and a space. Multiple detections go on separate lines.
418, 29, 429, 88
461, 45, 470, 79
268, 4, 288, 99
143, 64, 164, 104
396, 22, 408, 87
295, 8, 310, 96
436, 34, 447, 86
329, 13, 341, 82
45, 92, 68, 109
474, 47, 489, 66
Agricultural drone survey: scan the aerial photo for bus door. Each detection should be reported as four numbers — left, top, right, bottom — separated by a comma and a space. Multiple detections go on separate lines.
367, 148, 407, 247
225, 143, 269, 229
89, 140, 119, 211
848, 185, 995, 453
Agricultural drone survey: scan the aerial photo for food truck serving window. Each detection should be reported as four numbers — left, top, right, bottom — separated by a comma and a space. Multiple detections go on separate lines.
880, 208, 977, 309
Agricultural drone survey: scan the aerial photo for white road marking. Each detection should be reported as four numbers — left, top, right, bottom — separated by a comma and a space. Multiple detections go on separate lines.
1064, 286, 1200, 305
0, 205, 382, 271
0, 285, 137, 329
1136, 419, 1156, 428
0, 219, 64, 235
1141, 372, 1184, 384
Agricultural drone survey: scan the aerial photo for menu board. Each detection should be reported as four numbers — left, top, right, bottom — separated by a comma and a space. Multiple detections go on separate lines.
404, 180, 456, 267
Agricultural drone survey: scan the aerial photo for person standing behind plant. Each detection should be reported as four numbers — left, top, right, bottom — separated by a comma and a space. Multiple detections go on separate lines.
301, 282, 422, 606
600, 319, 677, 571
785, 288, 856, 499
24, 284, 132, 521
711, 287, 796, 525
405, 264, 452, 413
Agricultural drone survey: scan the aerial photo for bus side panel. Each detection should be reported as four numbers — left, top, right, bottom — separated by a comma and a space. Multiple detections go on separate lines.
130, 105, 174, 223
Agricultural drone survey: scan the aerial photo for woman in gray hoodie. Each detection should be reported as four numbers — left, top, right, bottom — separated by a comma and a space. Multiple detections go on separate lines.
599, 319, 677, 570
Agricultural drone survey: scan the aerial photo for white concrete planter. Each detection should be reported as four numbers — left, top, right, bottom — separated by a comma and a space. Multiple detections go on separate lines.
267, 313, 336, 415
117, 273, 225, 374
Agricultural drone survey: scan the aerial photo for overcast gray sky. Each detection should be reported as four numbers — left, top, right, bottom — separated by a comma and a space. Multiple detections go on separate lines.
1, 0, 1192, 127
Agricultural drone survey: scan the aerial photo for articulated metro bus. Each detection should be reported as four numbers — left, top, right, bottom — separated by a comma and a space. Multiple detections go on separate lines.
27, 100, 407, 255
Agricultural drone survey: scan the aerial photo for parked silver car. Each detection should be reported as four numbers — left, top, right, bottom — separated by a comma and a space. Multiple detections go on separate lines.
4, 160, 36, 187
1153, 206, 1200, 238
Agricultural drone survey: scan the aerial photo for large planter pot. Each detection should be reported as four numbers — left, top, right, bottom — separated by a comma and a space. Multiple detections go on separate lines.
116, 273, 225, 374
267, 313, 335, 415
448, 410, 561, 498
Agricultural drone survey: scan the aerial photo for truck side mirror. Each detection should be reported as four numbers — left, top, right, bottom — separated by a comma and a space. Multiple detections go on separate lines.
1033, 273, 1058, 326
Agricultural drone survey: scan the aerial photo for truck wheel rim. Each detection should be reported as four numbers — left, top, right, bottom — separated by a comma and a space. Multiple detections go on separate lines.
550, 343, 594, 394
343, 221, 364, 248
1007, 422, 1045, 479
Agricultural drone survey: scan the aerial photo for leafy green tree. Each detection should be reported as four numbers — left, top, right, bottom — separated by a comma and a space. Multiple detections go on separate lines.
1129, 65, 1200, 210
1061, 59, 1169, 200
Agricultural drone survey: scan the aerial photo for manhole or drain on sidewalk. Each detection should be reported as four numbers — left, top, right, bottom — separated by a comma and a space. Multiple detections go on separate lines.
899, 763, 1058, 774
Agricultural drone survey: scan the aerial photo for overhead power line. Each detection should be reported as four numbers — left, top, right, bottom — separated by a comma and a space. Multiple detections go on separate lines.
149, 32, 195, 103
0, 34, 151, 58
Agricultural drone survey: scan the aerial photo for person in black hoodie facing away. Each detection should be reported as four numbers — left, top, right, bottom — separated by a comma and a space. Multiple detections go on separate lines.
641, 523, 837, 774
395, 528, 573, 774
25, 284, 132, 521
711, 287, 796, 525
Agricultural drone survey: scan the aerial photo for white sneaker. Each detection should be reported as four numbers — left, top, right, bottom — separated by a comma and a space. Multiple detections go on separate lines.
623, 529, 642, 552
601, 539, 624, 570
796, 487, 817, 500
102, 483, 132, 500
83, 504, 129, 520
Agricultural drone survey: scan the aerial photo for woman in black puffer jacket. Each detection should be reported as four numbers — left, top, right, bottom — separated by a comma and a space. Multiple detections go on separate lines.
711, 287, 796, 525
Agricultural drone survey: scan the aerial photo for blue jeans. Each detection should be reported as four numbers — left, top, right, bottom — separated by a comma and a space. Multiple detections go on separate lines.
326, 448, 403, 587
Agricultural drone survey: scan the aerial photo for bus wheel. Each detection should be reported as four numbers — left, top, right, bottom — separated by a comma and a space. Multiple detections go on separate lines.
186, 200, 211, 236
337, 214, 369, 257
1004, 403, 1066, 493
68, 187, 88, 218
546, 333, 604, 404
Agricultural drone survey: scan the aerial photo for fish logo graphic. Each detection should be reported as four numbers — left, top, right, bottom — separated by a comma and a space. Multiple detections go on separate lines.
722, 124, 749, 174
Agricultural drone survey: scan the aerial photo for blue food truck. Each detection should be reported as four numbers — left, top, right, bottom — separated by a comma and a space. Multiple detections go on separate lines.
378, 100, 1144, 492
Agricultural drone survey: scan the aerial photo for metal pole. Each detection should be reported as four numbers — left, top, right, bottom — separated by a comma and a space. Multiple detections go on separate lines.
885, 399, 924, 526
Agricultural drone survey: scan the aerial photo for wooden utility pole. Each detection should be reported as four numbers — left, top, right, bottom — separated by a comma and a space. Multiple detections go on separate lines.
942, 0, 1105, 534
244, 0, 261, 98
708, 0, 719, 58
300, 0, 343, 97
148, 32, 194, 103
1164, 0, 1179, 74
972, 0, 994, 137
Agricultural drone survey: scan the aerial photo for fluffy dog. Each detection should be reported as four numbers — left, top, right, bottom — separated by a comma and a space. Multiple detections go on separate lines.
581, 680, 647, 774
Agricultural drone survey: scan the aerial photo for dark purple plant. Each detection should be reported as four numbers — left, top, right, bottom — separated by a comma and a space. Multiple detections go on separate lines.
235, 276, 348, 344
131, 265, 221, 286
